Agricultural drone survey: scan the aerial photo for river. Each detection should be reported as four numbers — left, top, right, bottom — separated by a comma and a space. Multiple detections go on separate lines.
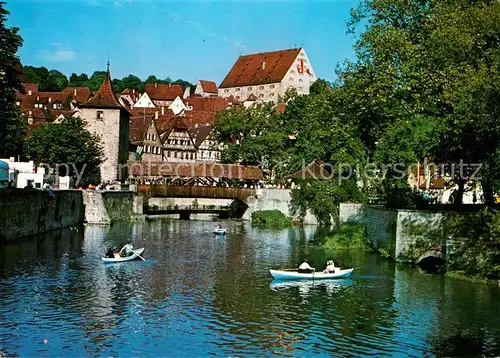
1, 219, 499, 357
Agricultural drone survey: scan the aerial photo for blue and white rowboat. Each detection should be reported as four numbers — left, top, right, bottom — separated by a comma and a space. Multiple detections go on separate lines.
102, 248, 145, 263
269, 268, 353, 280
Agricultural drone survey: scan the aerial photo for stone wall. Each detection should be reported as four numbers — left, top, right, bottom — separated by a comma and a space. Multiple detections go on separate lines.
83, 190, 143, 224
242, 188, 319, 225
0, 189, 83, 240
339, 203, 448, 262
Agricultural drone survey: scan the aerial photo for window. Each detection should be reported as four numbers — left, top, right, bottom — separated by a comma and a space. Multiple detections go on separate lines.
270, 93, 275, 97
174, 152, 177, 158
236, 95, 240, 100
259, 94, 264, 98
167, 151, 170, 157
152, 134, 157, 141
270, 85, 275, 89
97, 111, 104, 120
289, 77, 294, 81
28, 90, 32, 95
15, 101, 20, 106
224, 89, 229, 93
290, 70, 295, 74
259, 86, 264, 90
248, 87, 252, 91
236, 88, 240, 92
299, 79, 303, 83
28, 117, 33, 125
146, 133, 150, 140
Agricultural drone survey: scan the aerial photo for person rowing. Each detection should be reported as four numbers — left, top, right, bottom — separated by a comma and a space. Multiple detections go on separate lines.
323, 260, 339, 274
298, 260, 314, 273
118, 241, 134, 257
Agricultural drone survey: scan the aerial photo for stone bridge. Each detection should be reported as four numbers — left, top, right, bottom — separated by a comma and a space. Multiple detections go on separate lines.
133, 185, 314, 223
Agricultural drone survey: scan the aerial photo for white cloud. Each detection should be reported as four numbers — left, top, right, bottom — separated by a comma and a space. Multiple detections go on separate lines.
38, 44, 76, 62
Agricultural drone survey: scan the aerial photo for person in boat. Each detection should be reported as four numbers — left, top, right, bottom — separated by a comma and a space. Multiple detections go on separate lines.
118, 241, 134, 257
323, 260, 339, 274
298, 261, 314, 273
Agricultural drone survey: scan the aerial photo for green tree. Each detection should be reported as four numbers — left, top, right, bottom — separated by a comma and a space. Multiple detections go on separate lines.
48, 69, 68, 91
0, 1, 26, 158
24, 117, 103, 186
344, 0, 500, 205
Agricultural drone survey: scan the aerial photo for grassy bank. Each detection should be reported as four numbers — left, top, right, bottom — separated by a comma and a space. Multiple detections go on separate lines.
322, 223, 372, 250
251, 210, 292, 227
445, 271, 500, 285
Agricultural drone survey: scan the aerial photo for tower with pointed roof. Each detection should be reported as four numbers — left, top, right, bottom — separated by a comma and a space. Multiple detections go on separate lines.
80, 64, 130, 183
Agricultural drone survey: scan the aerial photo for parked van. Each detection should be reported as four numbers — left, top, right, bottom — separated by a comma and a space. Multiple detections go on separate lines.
0, 160, 9, 189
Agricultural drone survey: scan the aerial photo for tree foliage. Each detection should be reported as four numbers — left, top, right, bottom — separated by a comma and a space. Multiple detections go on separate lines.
24, 118, 104, 186
23, 66, 194, 93
0, 1, 26, 158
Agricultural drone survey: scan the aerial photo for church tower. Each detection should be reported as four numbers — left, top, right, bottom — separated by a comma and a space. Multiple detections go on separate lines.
80, 64, 130, 183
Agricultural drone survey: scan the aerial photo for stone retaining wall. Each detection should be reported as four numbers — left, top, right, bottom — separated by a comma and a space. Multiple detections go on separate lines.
0, 189, 83, 240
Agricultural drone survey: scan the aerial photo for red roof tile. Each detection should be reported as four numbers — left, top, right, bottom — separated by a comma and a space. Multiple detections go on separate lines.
185, 97, 229, 112
130, 114, 153, 144
62, 87, 91, 104
145, 83, 183, 101
82, 70, 123, 109
219, 48, 301, 88
246, 93, 258, 101
199, 80, 218, 94
21, 83, 39, 94
276, 102, 287, 113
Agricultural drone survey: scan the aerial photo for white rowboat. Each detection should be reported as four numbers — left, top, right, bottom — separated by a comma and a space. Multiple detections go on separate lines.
269, 268, 353, 280
102, 248, 145, 263
213, 228, 226, 234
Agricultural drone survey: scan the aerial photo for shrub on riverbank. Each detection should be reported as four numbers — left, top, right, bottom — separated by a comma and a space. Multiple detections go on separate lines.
251, 210, 292, 227
322, 223, 371, 250
446, 208, 500, 280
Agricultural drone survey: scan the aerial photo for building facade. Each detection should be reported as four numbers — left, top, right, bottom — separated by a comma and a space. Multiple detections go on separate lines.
218, 48, 316, 103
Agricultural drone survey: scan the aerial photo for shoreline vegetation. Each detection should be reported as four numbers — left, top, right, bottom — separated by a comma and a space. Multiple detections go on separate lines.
251, 210, 293, 228
321, 223, 372, 251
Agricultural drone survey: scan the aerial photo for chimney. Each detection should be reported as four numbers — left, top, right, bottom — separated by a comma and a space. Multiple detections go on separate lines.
262, 61, 266, 70
155, 111, 159, 120
161, 106, 165, 115
74, 89, 77, 96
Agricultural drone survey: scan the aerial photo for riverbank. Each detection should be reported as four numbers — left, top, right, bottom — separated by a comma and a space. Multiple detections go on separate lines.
445, 271, 500, 286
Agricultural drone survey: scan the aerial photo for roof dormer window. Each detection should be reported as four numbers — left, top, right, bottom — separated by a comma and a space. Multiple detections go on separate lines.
97, 110, 104, 120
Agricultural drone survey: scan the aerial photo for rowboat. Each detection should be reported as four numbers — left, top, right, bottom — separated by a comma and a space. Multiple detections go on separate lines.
269, 268, 353, 280
102, 248, 145, 264
213, 228, 226, 235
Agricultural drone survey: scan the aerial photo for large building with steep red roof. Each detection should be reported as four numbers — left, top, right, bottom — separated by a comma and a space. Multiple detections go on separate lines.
219, 47, 316, 103
80, 66, 130, 183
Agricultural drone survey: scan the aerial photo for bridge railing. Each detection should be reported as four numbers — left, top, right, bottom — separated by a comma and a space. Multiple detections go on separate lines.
137, 185, 256, 201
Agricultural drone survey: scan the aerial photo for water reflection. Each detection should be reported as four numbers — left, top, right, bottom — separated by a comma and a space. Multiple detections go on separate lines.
0, 220, 499, 357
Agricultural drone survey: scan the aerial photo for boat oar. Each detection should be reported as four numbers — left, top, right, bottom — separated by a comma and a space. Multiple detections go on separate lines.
137, 254, 146, 261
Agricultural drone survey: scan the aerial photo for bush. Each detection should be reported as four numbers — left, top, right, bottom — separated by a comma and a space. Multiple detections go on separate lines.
251, 210, 292, 227
322, 223, 372, 250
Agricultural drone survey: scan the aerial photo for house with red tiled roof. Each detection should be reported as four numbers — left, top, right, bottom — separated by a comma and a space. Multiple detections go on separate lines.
194, 80, 219, 98
80, 65, 130, 183
144, 83, 183, 107
219, 48, 316, 103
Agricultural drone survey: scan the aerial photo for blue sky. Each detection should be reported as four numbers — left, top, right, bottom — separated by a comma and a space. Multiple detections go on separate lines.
6, 0, 360, 84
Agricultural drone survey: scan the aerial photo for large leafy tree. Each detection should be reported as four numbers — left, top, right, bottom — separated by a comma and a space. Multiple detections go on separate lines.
345, 0, 500, 205
0, 1, 26, 158
24, 118, 103, 186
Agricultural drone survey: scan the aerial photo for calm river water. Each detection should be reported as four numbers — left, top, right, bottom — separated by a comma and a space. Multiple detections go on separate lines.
1, 219, 500, 357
